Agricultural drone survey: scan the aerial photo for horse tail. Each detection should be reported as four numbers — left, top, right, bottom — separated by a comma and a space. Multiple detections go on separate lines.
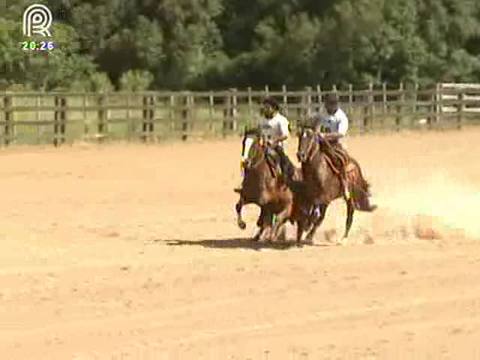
350, 158, 371, 196
348, 158, 377, 212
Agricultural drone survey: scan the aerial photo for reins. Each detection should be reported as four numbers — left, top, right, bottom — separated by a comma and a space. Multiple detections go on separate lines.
301, 130, 345, 176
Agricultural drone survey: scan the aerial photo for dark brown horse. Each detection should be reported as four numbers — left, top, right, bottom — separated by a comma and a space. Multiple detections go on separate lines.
235, 129, 311, 243
296, 125, 377, 244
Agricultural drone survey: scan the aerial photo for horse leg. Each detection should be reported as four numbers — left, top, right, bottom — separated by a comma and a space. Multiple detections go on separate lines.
253, 208, 270, 241
305, 204, 328, 244
343, 198, 355, 242
235, 199, 247, 230
269, 209, 290, 243
277, 224, 287, 242
260, 212, 274, 242
296, 219, 306, 246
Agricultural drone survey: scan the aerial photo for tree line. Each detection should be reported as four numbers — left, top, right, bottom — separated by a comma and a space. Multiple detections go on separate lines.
1, 0, 480, 92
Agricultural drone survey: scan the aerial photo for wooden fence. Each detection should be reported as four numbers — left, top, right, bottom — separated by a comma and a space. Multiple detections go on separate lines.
1, 83, 479, 146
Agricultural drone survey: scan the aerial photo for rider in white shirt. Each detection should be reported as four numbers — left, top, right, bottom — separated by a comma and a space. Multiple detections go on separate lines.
236, 97, 294, 192
260, 97, 295, 183
311, 94, 350, 199
260, 97, 289, 148
313, 94, 349, 145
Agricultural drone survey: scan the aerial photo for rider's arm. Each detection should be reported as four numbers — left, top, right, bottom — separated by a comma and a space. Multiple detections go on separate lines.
311, 113, 323, 132
322, 110, 349, 141
273, 117, 289, 146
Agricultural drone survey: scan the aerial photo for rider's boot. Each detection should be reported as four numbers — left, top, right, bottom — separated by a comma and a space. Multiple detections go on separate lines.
281, 156, 299, 191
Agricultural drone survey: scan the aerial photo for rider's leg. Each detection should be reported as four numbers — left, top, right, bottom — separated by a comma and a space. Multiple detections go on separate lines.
331, 144, 350, 200
275, 145, 295, 180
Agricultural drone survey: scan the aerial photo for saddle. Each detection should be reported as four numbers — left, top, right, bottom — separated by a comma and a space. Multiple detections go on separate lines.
264, 146, 301, 188
322, 141, 352, 177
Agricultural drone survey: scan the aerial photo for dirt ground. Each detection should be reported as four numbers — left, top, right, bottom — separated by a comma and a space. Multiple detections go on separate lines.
1, 128, 480, 359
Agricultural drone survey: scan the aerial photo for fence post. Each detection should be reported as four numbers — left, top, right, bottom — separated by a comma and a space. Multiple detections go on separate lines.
305, 86, 312, 119
231, 88, 238, 132
435, 83, 442, 127
82, 93, 88, 138
125, 94, 132, 141
396, 82, 404, 131
282, 85, 288, 117
221, 89, 238, 136
247, 87, 253, 121
3, 94, 13, 146
97, 94, 108, 142
209, 91, 215, 134
365, 82, 374, 132
316, 85, 322, 113
222, 91, 231, 137
181, 93, 191, 141
169, 94, 175, 135
411, 83, 418, 129
381, 82, 387, 129
457, 90, 465, 129
142, 94, 155, 142
348, 84, 353, 113
53, 95, 67, 146
35, 96, 41, 144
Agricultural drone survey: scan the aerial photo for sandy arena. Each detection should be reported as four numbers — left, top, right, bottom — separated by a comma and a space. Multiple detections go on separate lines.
1, 129, 480, 359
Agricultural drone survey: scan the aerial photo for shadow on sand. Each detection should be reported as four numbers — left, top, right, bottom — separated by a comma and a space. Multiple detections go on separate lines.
157, 238, 330, 251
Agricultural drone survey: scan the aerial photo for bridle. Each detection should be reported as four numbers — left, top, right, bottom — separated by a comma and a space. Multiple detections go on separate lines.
242, 133, 280, 179
297, 127, 320, 164
242, 133, 267, 170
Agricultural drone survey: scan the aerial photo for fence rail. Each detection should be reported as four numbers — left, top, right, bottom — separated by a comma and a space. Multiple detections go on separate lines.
1, 83, 479, 146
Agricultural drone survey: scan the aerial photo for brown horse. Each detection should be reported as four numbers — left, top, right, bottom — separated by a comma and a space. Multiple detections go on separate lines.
296, 125, 377, 244
235, 128, 311, 243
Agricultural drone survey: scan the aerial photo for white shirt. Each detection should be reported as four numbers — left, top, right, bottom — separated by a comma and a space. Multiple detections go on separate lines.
315, 108, 349, 136
260, 112, 290, 148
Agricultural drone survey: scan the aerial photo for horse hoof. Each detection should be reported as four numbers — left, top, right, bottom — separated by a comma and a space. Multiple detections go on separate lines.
238, 221, 247, 230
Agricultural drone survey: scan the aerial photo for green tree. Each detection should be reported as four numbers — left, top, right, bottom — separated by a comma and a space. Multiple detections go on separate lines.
119, 69, 154, 91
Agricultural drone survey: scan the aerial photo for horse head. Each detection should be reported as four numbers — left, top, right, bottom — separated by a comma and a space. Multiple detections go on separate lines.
241, 127, 267, 170
296, 125, 319, 163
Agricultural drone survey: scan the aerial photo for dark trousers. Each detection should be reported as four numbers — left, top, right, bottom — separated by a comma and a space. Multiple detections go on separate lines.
274, 145, 295, 180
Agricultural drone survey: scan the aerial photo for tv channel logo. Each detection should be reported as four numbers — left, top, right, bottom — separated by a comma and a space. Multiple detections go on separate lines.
23, 4, 53, 37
